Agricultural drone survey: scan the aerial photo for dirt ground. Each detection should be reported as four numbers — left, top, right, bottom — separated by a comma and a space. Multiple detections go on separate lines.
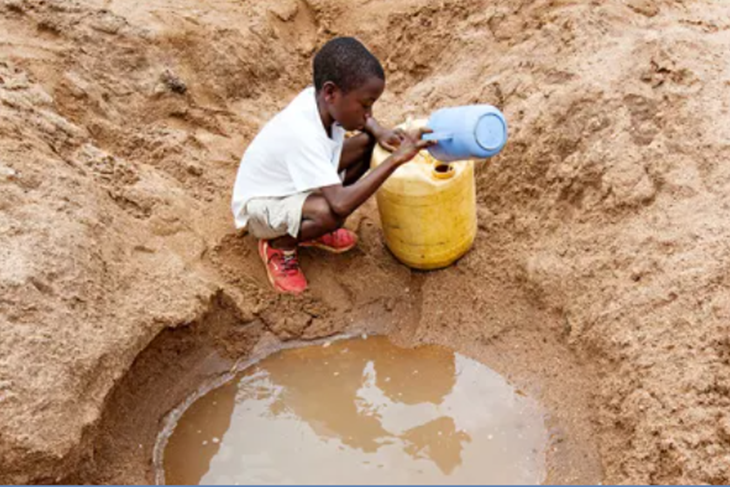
1, 0, 730, 484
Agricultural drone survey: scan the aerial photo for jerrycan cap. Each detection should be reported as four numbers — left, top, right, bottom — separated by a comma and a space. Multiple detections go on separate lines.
474, 111, 507, 154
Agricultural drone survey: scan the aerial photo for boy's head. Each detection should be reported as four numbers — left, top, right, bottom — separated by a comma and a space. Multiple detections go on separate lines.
313, 37, 385, 131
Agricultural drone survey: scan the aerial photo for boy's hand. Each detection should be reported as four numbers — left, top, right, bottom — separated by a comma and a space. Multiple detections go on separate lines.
365, 117, 409, 152
391, 127, 436, 166
376, 128, 407, 152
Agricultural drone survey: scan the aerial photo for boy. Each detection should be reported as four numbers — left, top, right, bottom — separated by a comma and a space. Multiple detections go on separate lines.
231, 37, 432, 294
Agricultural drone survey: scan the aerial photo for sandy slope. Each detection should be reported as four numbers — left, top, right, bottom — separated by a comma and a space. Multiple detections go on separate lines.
1, 0, 729, 483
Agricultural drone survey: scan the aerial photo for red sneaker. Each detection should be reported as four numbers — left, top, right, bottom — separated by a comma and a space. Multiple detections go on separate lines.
300, 228, 358, 253
258, 240, 308, 295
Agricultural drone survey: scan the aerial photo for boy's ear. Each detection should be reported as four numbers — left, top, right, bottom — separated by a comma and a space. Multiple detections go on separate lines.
321, 81, 340, 104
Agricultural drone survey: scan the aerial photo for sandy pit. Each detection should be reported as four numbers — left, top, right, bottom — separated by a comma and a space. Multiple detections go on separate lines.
1, 0, 730, 484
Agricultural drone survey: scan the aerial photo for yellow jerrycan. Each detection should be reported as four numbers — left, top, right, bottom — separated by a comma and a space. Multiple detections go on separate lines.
370, 119, 477, 270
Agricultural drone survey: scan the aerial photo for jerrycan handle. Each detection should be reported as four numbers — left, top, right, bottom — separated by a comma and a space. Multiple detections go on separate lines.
421, 132, 453, 142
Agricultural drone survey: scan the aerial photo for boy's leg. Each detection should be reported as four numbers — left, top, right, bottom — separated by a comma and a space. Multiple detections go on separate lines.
268, 234, 297, 250
258, 159, 372, 294
339, 133, 375, 186
248, 194, 309, 294
253, 134, 376, 293
266, 193, 353, 249
298, 194, 358, 253
299, 194, 343, 240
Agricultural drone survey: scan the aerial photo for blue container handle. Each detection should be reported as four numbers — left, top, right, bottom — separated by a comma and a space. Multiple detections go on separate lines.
421, 132, 453, 142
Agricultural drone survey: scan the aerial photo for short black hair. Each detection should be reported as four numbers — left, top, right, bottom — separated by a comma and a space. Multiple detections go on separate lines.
313, 37, 385, 93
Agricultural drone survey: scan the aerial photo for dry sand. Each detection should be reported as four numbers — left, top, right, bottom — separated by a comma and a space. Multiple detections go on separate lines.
1, 0, 730, 484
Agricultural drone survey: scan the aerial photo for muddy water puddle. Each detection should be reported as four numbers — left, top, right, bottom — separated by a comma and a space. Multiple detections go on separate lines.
158, 336, 548, 485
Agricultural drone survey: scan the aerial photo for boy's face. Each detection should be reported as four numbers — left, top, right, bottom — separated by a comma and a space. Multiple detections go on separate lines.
324, 76, 385, 131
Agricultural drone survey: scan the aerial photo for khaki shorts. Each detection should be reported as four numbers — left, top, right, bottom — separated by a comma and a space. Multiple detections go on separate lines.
242, 191, 311, 240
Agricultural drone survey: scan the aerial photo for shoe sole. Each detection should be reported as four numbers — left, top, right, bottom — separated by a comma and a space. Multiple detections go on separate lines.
299, 241, 357, 254
258, 241, 306, 295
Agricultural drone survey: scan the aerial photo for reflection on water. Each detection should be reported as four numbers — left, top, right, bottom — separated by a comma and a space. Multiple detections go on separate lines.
162, 336, 547, 485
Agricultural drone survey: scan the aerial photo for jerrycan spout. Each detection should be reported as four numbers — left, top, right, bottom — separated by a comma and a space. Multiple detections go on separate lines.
431, 162, 455, 180
422, 132, 453, 142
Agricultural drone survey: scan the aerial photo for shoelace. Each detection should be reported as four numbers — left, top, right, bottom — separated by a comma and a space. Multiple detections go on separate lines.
281, 252, 300, 274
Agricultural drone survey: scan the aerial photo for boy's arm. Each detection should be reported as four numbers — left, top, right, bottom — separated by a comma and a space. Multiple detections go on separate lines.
363, 116, 406, 152
320, 128, 433, 218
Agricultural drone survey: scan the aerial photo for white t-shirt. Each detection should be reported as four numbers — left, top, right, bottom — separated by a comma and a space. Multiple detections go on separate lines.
231, 87, 346, 229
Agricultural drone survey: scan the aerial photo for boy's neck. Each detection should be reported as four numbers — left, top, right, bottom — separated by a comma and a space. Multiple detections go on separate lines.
315, 91, 335, 138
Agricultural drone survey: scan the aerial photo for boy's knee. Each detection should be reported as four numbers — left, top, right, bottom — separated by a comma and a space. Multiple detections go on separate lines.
305, 198, 344, 232
318, 200, 344, 230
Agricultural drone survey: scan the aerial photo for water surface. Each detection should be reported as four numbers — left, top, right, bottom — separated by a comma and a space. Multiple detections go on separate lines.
161, 336, 547, 485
